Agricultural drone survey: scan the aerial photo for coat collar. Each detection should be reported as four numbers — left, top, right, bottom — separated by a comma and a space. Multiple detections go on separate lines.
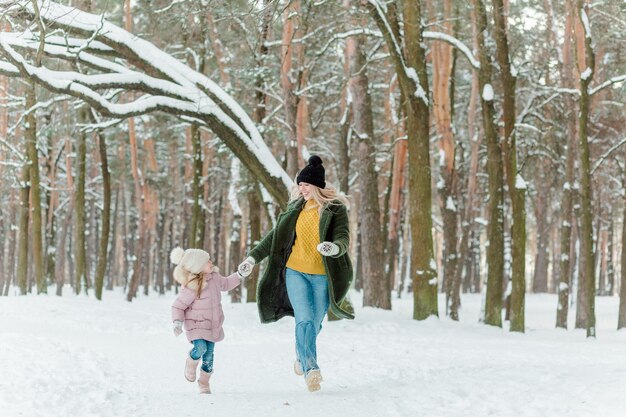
285, 197, 337, 215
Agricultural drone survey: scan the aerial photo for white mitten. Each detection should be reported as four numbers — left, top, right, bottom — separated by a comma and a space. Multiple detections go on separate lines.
237, 256, 256, 278
173, 320, 183, 336
317, 241, 339, 257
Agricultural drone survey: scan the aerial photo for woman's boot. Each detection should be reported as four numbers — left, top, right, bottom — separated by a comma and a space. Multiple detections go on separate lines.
304, 369, 322, 392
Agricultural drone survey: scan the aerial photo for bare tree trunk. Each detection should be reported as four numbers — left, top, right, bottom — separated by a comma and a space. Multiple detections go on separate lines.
241, 0, 272, 302
74, 108, 88, 294
607, 212, 614, 296
5, 203, 16, 295
213, 193, 224, 270
246, 190, 261, 303
575, 197, 588, 329
25, 83, 46, 294
94, 123, 111, 300
533, 189, 550, 293
228, 158, 243, 303
597, 224, 607, 296
430, 0, 459, 320
457, 18, 481, 296
16, 162, 30, 295
188, 125, 203, 248
0, 22, 7, 295
126, 114, 145, 301
619, 184, 626, 329
0, 220, 4, 295
123, 0, 145, 301
229, 212, 242, 303
345, 1, 388, 309
281, 0, 303, 177
556, 1, 577, 329
474, 0, 505, 327
337, 78, 352, 195
492, 0, 525, 332
405, 1, 438, 319
43, 123, 58, 286
386, 135, 407, 296
574, 0, 596, 338
366, 0, 438, 318
366, 1, 438, 320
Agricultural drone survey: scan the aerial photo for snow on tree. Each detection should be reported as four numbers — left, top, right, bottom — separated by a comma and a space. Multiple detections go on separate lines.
0, 0, 292, 206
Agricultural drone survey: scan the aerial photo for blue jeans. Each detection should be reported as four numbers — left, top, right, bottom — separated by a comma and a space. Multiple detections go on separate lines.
190, 339, 215, 373
285, 267, 330, 374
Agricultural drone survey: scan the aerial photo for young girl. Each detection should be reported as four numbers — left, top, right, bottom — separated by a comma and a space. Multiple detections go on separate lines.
170, 247, 243, 394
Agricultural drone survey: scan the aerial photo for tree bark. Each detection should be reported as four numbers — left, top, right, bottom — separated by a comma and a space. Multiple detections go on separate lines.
24, 83, 46, 294
597, 224, 607, 296
386, 136, 407, 296
188, 124, 203, 248
74, 108, 88, 294
533, 190, 549, 293
574, 0, 596, 338
16, 162, 30, 295
243, 0, 272, 303
345, 1, 388, 309
366, 0, 438, 318
556, 0, 577, 329
281, 0, 303, 177
457, 15, 481, 296
94, 121, 111, 300
407, 1, 438, 319
246, 190, 261, 303
492, 0, 525, 332
125, 112, 146, 301
474, 0, 505, 327
431, 0, 459, 320
227, 158, 243, 303
619, 185, 626, 329
607, 213, 614, 296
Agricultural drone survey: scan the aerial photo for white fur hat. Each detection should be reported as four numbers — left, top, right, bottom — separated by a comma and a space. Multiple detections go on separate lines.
170, 247, 211, 275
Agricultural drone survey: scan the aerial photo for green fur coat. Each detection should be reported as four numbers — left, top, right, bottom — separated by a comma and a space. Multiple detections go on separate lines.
248, 198, 354, 323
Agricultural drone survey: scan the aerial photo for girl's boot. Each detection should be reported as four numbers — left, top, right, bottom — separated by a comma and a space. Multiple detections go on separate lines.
198, 370, 212, 394
184, 354, 200, 382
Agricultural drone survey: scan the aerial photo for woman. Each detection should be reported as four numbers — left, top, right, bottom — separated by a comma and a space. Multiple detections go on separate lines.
237, 155, 354, 392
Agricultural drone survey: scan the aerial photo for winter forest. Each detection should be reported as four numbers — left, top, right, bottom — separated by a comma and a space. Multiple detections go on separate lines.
0, 0, 625, 415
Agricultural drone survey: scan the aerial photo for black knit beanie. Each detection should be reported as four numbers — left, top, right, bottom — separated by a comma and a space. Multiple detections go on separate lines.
296, 155, 326, 189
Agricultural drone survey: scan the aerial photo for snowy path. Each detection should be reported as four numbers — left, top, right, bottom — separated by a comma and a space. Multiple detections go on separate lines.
1, 290, 624, 417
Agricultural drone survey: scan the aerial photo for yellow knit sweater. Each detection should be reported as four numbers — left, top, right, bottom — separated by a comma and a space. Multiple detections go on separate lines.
286, 199, 325, 275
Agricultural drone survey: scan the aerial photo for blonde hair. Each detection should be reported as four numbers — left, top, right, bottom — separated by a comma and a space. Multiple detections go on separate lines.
173, 266, 206, 297
187, 273, 205, 297
289, 181, 350, 214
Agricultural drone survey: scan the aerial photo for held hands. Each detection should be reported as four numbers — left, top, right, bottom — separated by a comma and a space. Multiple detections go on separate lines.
317, 241, 339, 257
173, 320, 183, 337
237, 256, 256, 278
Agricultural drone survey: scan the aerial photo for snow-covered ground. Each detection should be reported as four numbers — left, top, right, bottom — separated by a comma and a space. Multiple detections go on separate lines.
1, 288, 624, 417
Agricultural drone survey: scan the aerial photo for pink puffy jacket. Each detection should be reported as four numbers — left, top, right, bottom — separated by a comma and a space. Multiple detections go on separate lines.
171, 271, 241, 343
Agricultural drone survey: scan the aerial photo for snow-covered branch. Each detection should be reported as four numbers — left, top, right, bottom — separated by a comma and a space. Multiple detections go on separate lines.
590, 74, 626, 96
0, 0, 293, 206
591, 137, 626, 175
423, 31, 480, 69
365, 0, 428, 105
6, 95, 68, 137
0, 136, 26, 162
